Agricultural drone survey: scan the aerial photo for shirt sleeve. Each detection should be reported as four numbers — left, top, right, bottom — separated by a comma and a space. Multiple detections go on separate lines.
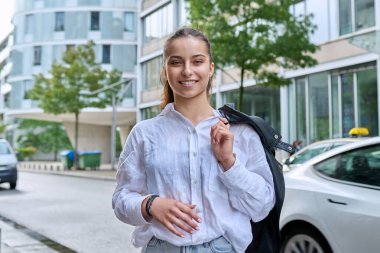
217, 127, 275, 222
112, 126, 150, 226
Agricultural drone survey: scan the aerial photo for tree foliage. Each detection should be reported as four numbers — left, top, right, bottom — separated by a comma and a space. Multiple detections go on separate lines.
188, 0, 318, 109
29, 41, 121, 167
17, 119, 72, 161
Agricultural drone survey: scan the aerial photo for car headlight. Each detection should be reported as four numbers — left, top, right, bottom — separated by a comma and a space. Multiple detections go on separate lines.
7, 164, 17, 170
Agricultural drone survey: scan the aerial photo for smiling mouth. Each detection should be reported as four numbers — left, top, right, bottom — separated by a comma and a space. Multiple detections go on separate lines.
179, 80, 198, 86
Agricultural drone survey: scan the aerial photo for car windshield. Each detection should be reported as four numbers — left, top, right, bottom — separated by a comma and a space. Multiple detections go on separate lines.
0, 143, 11, 155
288, 142, 349, 165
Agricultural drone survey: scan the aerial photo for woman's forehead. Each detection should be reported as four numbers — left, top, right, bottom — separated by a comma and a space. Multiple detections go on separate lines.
166, 37, 209, 57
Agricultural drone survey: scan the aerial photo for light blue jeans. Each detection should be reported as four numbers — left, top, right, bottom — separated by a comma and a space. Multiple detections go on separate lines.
145, 236, 237, 253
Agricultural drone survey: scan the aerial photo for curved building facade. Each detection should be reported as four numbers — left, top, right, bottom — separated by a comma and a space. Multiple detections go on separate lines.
7, 0, 139, 163
9, 0, 137, 109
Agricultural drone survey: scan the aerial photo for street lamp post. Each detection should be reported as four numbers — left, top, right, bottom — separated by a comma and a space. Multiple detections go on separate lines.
84, 78, 132, 170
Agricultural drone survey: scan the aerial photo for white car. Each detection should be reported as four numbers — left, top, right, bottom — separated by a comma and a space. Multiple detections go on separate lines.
280, 137, 380, 253
0, 139, 18, 189
283, 138, 360, 171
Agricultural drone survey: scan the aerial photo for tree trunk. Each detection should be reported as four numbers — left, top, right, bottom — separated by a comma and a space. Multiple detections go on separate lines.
74, 112, 79, 170
238, 67, 245, 111
53, 124, 58, 161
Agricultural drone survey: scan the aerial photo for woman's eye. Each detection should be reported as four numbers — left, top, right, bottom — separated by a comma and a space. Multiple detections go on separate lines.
194, 60, 204, 65
170, 61, 182, 65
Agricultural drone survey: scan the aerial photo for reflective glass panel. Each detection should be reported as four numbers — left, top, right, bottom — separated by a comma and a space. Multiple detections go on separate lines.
295, 78, 307, 144
355, 0, 375, 31
339, 0, 352, 35
341, 73, 354, 137
331, 75, 340, 138
357, 68, 378, 136
309, 73, 329, 142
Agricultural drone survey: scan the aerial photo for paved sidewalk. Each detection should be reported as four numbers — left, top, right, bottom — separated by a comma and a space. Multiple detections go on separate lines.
0, 218, 65, 253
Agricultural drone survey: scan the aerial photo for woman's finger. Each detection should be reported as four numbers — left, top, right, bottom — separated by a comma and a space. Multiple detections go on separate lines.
171, 216, 194, 234
165, 221, 185, 238
175, 211, 199, 230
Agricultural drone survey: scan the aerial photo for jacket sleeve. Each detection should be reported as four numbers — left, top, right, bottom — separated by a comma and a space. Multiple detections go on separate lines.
112, 126, 150, 226
218, 127, 275, 222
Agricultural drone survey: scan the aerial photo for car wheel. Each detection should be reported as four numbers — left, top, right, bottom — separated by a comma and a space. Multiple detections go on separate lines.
9, 182, 17, 189
281, 227, 332, 253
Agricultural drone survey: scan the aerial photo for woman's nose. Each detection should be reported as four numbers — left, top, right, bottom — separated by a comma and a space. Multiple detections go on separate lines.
181, 63, 193, 77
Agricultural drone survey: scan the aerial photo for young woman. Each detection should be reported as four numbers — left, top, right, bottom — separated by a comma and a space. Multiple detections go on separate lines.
112, 28, 275, 253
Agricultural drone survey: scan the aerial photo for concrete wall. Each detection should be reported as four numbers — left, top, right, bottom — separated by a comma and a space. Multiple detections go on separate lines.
63, 122, 111, 164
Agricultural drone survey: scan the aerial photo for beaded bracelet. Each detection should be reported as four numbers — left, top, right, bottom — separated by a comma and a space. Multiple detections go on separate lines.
146, 195, 159, 217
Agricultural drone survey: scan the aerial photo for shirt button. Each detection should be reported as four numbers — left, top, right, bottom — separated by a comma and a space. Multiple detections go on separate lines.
193, 152, 197, 156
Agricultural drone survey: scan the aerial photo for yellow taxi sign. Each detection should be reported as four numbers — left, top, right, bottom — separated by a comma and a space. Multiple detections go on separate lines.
349, 127, 369, 136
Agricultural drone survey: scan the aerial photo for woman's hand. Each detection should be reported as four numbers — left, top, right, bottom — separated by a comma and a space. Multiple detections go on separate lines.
147, 197, 201, 238
210, 117, 236, 171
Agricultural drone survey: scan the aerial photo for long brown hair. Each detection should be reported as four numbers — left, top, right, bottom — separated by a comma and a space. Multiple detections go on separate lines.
160, 27, 214, 109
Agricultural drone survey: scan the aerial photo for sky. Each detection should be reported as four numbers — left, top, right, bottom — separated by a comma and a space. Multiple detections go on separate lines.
0, 0, 15, 41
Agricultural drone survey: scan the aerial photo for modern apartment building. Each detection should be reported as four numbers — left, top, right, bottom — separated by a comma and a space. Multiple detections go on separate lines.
5, 0, 139, 162
0, 33, 13, 115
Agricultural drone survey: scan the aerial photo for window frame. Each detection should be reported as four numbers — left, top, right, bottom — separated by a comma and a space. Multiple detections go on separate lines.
54, 12, 65, 32
90, 11, 100, 31
124, 12, 135, 32
33, 46, 42, 66
102, 44, 111, 64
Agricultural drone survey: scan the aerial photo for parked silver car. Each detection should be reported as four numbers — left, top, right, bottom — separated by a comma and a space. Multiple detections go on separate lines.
0, 139, 18, 189
280, 137, 380, 253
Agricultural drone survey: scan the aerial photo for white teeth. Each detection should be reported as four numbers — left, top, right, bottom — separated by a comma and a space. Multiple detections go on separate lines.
180, 81, 197, 85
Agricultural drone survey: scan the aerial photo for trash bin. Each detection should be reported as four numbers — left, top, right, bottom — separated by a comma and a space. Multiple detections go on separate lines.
78, 151, 101, 170
60, 150, 74, 169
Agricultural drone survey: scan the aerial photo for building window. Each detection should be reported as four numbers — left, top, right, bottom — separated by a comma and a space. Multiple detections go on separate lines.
142, 106, 161, 120
33, 46, 41, 66
295, 78, 307, 144
339, 0, 375, 36
143, 3, 173, 43
308, 73, 329, 142
25, 14, 33, 34
90, 12, 100, 31
102, 45, 111, 64
124, 12, 135, 32
55, 12, 65, 31
142, 56, 163, 90
289, 63, 378, 144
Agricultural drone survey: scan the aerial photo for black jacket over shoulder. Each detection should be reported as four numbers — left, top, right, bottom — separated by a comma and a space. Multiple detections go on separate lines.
218, 105, 295, 253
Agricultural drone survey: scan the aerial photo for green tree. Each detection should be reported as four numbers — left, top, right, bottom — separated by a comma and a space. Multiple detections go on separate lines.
29, 41, 121, 168
188, 0, 318, 110
17, 119, 73, 161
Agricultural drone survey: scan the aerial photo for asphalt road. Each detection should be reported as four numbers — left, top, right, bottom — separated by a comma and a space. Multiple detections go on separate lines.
0, 172, 140, 253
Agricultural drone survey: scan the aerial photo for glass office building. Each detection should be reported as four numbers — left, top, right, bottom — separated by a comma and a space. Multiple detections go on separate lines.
138, 0, 380, 147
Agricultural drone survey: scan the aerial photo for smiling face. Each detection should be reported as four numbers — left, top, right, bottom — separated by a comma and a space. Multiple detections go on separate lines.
164, 36, 214, 103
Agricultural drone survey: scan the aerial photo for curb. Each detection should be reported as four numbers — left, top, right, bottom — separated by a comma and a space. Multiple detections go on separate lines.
18, 169, 116, 182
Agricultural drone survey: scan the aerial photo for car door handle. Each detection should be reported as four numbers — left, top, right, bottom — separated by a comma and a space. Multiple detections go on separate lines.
327, 198, 347, 205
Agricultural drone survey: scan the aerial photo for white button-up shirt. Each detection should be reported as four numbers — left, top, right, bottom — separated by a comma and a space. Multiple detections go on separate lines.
112, 103, 275, 253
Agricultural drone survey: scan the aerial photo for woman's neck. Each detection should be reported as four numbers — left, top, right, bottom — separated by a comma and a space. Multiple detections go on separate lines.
173, 98, 214, 126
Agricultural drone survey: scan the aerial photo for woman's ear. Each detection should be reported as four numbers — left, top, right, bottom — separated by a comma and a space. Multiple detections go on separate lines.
210, 62, 215, 77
